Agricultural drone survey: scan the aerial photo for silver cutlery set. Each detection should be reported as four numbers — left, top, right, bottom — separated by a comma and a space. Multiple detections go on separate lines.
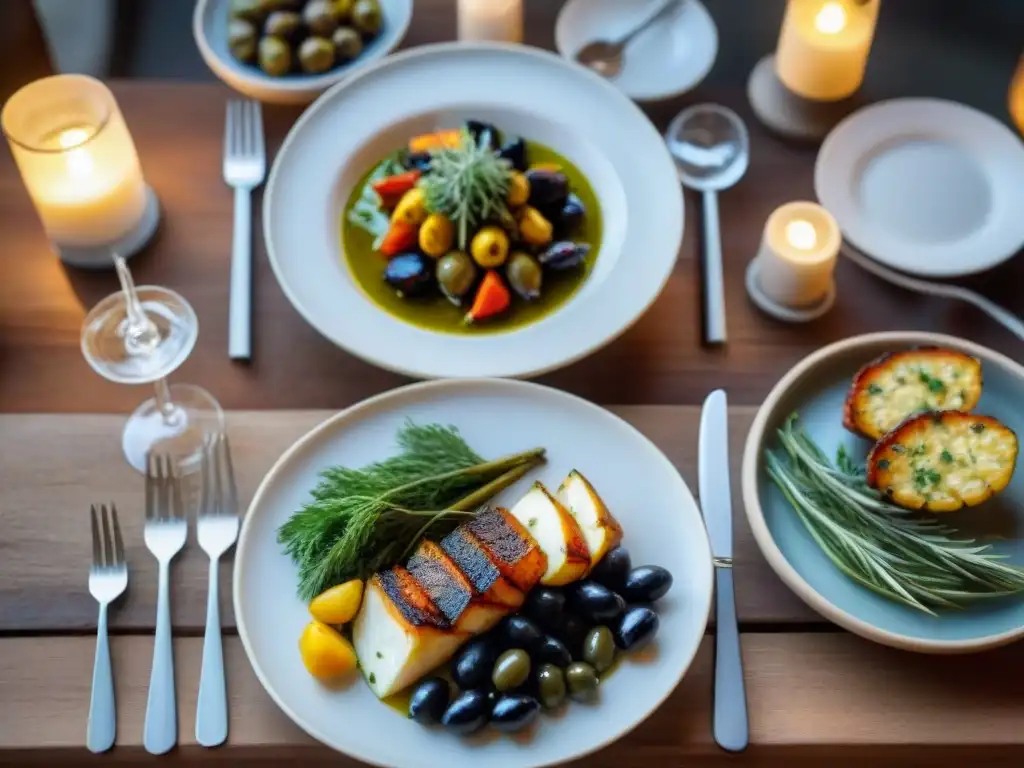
87, 434, 239, 754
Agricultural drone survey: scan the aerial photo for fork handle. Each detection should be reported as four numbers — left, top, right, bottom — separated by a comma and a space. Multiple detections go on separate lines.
196, 557, 228, 747
87, 603, 116, 753
144, 562, 177, 755
229, 186, 253, 361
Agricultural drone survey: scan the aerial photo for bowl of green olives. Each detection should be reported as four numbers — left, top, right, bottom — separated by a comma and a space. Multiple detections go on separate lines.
194, 0, 411, 105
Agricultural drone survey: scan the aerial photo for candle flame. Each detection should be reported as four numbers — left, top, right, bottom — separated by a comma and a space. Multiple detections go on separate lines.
814, 1, 847, 34
785, 220, 818, 250
58, 127, 90, 149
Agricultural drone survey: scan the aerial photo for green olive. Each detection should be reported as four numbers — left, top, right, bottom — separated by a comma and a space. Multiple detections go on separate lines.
330, 0, 355, 23
492, 649, 531, 692
351, 0, 383, 36
565, 662, 599, 703
264, 9, 302, 38
506, 251, 542, 301
436, 251, 477, 301
298, 36, 335, 73
582, 626, 616, 673
228, 18, 258, 62
332, 26, 363, 61
230, 0, 265, 24
303, 0, 339, 36
258, 35, 292, 76
536, 663, 566, 709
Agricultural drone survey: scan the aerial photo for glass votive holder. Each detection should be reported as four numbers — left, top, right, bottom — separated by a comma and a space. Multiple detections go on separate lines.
2, 74, 160, 269
457, 0, 523, 43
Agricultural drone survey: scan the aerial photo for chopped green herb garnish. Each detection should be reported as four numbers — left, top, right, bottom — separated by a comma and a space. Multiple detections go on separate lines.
867, 384, 883, 395
368, 673, 376, 684
376, 651, 383, 659
927, 378, 946, 394
940, 450, 954, 464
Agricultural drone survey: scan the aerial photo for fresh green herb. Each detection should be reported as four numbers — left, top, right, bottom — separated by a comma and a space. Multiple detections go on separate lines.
928, 378, 946, 394
764, 414, 1024, 615
913, 468, 942, 490
419, 130, 513, 250
376, 651, 383, 659
867, 384, 883, 395
278, 421, 546, 600
911, 444, 927, 457
368, 673, 376, 684
940, 450, 954, 464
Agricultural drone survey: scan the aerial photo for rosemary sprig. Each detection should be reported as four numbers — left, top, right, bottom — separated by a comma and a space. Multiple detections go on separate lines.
278, 421, 545, 600
765, 414, 1024, 615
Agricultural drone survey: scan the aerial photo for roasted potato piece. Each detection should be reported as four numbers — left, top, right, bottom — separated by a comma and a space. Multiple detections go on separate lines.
843, 348, 982, 440
867, 411, 1018, 512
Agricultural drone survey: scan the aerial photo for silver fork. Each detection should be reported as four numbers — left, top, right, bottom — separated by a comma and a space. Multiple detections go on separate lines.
87, 503, 128, 754
143, 455, 187, 755
195, 433, 240, 748
223, 99, 266, 362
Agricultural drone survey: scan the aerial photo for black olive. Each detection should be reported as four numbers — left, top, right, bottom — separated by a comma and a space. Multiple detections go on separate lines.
383, 252, 434, 297
498, 136, 527, 171
499, 615, 544, 652
555, 193, 586, 236
537, 241, 590, 271
402, 150, 432, 172
522, 587, 566, 630
451, 637, 497, 690
465, 120, 499, 149
408, 677, 450, 725
569, 581, 626, 624
535, 635, 572, 668
525, 169, 570, 210
554, 613, 588, 659
589, 546, 631, 592
490, 694, 541, 733
622, 566, 674, 603
614, 606, 660, 651
440, 689, 491, 735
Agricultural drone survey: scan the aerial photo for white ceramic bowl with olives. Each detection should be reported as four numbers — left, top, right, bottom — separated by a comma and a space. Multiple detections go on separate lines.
194, 0, 412, 105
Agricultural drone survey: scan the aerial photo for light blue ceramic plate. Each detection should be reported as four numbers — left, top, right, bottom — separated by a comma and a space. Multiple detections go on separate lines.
193, 0, 412, 105
742, 332, 1024, 653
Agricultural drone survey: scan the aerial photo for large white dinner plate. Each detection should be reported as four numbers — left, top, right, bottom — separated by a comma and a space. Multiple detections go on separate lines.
263, 43, 684, 379
234, 379, 714, 768
815, 98, 1024, 277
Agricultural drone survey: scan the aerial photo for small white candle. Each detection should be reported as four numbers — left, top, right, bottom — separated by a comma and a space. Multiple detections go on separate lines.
1010, 55, 1024, 136
2, 75, 149, 249
775, 0, 880, 101
755, 201, 840, 307
457, 0, 523, 43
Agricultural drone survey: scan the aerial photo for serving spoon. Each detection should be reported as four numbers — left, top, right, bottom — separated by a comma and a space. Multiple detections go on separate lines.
574, 0, 685, 79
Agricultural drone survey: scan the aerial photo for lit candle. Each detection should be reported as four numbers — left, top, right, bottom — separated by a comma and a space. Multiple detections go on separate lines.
1010, 55, 1024, 135
2, 75, 156, 265
754, 201, 840, 307
457, 0, 523, 43
775, 0, 880, 101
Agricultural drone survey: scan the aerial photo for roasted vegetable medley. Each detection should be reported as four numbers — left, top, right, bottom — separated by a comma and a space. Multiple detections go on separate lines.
346, 120, 598, 326
228, 0, 384, 77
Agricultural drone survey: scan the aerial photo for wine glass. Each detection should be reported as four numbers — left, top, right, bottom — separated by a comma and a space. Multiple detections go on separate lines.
81, 254, 224, 473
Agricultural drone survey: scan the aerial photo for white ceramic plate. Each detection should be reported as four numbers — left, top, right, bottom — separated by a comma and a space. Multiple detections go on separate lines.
234, 379, 714, 768
815, 98, 1024, 278
263, 43, 684, 379
555, 0, 718, 103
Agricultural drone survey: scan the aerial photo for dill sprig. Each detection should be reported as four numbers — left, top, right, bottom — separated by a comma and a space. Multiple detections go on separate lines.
419, 130, 513, 250
278, 421, 545, 600
765, 414, 1024, 616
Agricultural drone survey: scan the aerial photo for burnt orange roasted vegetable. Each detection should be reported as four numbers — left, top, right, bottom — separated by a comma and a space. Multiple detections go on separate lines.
408, 130, 463, 154
378, 220, 418, 258
371, 170, 421, 199
466, 270, 511, 323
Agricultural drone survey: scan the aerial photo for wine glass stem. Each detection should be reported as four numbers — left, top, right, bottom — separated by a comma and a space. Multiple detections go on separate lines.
153, 378, 177, 424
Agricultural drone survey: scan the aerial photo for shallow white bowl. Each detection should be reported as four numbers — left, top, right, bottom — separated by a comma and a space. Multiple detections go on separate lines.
263, 43, 684, 379
234, 378, 714, 767
193, 0, 412, 105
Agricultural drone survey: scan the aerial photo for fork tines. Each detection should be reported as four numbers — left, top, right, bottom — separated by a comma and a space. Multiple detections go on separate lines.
145, 454, 185, 521
200, 433, 239, 518
224, 99, 265, 166
90, 503, 125, 569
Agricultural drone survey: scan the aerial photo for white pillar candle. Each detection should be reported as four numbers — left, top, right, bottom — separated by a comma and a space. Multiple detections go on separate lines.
457, 0, 523, 43
754, 201, 840, 307
2, 75, 149, 249
775, 0, 880, 101
1010, 55, 1024, 136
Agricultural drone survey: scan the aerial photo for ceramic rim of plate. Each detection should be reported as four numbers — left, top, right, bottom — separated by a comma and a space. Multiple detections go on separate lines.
741, 331, 1024, 653
262, 42, 684, 379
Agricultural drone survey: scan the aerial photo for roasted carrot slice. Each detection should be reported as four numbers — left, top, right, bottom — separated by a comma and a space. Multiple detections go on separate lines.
409, 130, 463, 154
371, 170, 421, 199
466, 270, 511, 322
378, 220, 418, 258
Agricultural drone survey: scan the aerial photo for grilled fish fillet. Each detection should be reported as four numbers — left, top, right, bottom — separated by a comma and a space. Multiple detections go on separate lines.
867, 411, 1019, 512
454, 507, 548, 594
351, 568, 469, 698
843, 348, 983, 440
557, 470, 623, 568
406, 540, 508, 633
440, 522, 525, 610
509, 482, 591, 585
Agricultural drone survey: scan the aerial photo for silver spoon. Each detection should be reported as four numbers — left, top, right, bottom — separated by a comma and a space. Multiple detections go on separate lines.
666, 104, 750, 345
574, 0, 685, 79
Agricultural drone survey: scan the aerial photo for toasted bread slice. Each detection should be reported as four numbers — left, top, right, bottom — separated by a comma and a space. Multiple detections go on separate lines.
460, 506, 548, 593
843, 348, 982, 440
867, 411, 1018, 512
509, 482, 591, 586
406, 540, 508, 633
556, 470, 624, 568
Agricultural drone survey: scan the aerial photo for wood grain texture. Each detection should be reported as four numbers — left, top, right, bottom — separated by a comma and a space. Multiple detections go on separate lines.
1, 2, 1022, 414
0, 407, 815, 634
2, 633, 1023, 761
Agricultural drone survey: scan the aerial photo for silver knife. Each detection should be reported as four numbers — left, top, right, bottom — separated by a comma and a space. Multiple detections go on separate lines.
699, 389, 749, 752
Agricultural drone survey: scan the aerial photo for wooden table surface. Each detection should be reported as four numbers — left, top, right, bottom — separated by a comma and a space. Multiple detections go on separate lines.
1, 0, 1023, 766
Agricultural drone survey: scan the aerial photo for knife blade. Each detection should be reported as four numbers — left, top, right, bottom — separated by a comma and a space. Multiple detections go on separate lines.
699, 388, 749, 753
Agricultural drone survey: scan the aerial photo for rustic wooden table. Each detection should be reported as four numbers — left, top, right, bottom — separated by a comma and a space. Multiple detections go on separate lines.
1, 1, 1023, 766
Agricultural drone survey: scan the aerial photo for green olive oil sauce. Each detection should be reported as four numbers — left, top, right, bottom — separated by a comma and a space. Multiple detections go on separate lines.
342, 143, 603, 335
